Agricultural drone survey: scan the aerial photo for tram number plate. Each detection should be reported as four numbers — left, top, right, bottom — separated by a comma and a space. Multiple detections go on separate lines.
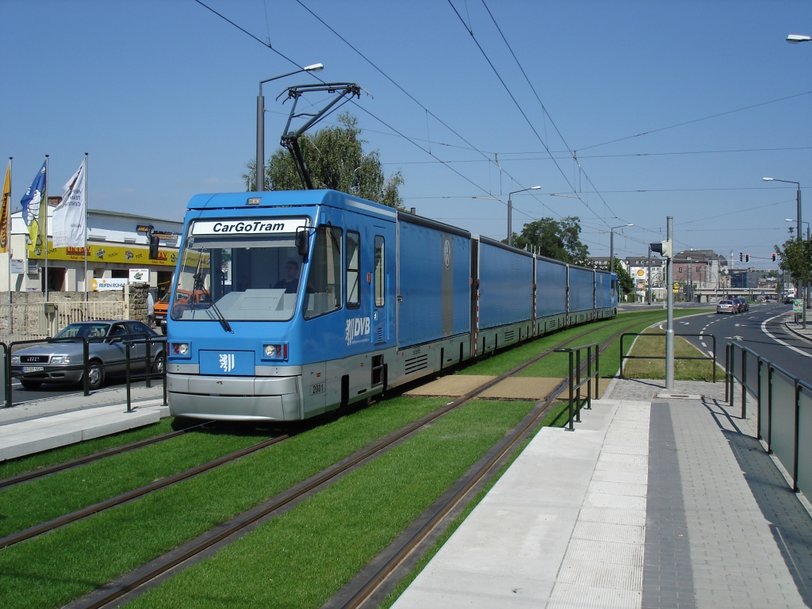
22, 366, 45, 373
311, 382, 325, 395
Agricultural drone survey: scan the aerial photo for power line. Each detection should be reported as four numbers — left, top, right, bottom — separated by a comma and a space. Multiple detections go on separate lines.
577, 89, 812, 152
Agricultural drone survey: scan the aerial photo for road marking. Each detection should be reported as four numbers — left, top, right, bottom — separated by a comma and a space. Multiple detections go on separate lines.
761, 313, 812, 359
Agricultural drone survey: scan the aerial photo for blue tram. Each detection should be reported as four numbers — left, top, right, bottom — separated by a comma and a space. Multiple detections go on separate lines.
165, 189, 617, 422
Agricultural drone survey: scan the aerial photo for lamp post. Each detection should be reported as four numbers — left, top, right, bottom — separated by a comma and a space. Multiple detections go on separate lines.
787, 34, 812, 43
763, 177, 802, 243
507, 185, 541, 246
609, 223, 634, 274
256, 63, 324, 191
785, 218, 811, 240
764, 176, 805, 327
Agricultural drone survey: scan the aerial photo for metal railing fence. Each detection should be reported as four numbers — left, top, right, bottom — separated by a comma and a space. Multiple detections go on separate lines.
726, 342, 812, 494
3, 334, 166, 410
554, 343, 599, 431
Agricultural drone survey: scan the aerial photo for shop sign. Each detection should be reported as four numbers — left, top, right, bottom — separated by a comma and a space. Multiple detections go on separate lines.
91, 278, 129, 292
129, 268, 150, 283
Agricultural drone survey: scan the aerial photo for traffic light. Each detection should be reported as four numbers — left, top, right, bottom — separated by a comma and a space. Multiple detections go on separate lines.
148, 234, 160, 259
745, 254, 750, 262
772, 253, 777, 261
650, 240, 672, 258
739, 252, 743, 262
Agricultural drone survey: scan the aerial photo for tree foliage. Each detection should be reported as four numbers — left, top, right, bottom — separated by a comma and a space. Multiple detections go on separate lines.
245, 113, 404, 209
611, 258, 635, 296
510, 217, 589, 265
775, 237, 812, 287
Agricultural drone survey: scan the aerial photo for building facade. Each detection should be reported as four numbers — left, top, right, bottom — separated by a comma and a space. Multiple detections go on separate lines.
3, 200, 182, 297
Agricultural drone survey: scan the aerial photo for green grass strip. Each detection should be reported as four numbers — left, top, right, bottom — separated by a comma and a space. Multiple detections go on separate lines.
0, 397, 447, 609
125, 400, 534, 609
463, 309, 707, 379
0, 429, 263, 537
0, 419, 173, 480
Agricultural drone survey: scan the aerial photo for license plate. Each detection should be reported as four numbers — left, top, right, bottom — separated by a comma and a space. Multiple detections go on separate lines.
22, 366, 45, 373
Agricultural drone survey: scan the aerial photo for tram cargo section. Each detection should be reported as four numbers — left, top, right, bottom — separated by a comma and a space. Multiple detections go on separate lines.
164, 189, 617, 423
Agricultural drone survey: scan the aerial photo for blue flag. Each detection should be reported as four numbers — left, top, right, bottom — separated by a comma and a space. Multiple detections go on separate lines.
21, 161, 46, 228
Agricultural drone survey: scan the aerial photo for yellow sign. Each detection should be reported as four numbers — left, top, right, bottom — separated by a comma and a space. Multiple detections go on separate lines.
27, 240, 177, 267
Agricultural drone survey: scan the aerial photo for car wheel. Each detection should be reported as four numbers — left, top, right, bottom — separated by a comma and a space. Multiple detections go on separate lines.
86, 360, 104, 390
20, 379, 41, 390
152, 353, 165, 376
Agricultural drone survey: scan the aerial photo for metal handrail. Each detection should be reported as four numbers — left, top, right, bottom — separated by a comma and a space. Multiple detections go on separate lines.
554, 343, 599, 431
5, 334, 167, 407
726, 342, 811, 494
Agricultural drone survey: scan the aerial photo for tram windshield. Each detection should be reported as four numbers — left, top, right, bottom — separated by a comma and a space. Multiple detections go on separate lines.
171, 218, 307, 323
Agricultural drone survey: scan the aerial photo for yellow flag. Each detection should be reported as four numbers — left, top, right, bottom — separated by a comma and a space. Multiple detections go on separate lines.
0, 162, 9, 253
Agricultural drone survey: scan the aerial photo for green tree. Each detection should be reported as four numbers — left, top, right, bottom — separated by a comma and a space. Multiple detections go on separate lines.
510, 217, 589, 265
245, 113, 405, 209
611, 257, 635, 299
775, 237, 812, 294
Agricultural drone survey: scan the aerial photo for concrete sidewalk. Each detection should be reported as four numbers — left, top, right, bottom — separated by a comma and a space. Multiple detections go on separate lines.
391, 378, 812, 609
0, 384, 167, 461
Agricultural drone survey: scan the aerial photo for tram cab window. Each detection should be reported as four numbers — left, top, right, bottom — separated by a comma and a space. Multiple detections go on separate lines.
305, 226, 343, 319
173, 221, 308, 322
346, 231, 360, 308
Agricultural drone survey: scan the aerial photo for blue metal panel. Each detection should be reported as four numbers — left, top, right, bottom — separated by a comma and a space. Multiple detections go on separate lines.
536, 256, 567, 318
478, 240, 533, 329
595, 270, 615, 308
397, 219, 471, 347
569, 266, 595, 312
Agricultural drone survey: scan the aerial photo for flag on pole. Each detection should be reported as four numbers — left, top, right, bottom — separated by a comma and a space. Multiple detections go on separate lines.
52, 159, 87, 248
0, 161, 10, 253
20, 161, 46, 247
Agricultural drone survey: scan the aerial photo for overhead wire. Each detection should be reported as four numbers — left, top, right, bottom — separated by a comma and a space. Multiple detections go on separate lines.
195, 0, 559, 224
479, 0, 623, 223
291, 0, 558, 217
445, 0, 611, 227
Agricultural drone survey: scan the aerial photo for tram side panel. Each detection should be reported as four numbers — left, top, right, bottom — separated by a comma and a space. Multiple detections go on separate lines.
535, 256, 568, 335
595, 270, 617, 318
475, 237, 534, 354
391, 216, 472, 387
568, 265, 596, 325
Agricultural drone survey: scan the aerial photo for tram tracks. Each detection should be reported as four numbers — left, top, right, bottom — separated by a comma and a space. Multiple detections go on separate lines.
60, 323, 627, 609
0, 421, 211, 490
3, 314, 661, 609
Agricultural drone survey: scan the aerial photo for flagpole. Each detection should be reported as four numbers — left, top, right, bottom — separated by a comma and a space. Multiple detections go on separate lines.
83, 152, 89, 306
6, 157, 11, 337
44, 154, 49, 302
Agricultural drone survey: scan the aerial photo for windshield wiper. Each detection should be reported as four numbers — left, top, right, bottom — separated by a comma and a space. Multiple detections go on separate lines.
194, 273, 233, 333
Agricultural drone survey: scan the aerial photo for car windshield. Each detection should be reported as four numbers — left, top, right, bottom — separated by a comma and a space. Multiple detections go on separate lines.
171, 217, 309, 323
55, 323, 111, 339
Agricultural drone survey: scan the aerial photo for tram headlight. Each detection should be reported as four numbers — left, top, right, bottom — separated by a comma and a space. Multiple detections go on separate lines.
171, 342, 191, 357
263, 343, 288, 361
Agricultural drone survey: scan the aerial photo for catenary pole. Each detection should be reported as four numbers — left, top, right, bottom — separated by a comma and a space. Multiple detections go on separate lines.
665, 216, 674, 389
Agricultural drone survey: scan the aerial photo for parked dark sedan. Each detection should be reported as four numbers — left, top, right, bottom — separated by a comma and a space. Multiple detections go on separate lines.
11, 320, 164, 390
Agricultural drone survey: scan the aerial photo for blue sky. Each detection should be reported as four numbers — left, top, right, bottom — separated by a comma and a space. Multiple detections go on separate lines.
3, 0, 812, 269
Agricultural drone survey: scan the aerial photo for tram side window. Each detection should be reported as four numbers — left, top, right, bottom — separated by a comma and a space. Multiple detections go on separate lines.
374, 235, 385, 307
304, 225, 343, 319
346, 231, 360, 308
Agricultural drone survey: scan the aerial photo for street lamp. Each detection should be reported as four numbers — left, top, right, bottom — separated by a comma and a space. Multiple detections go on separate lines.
609, 223, 634, 274
764, 176, 805, 328
762, 177, 802, 243
507, 185, 541, 246
787, 34, 812, 43
785, 218, 811, 240
256, 63, 324, 191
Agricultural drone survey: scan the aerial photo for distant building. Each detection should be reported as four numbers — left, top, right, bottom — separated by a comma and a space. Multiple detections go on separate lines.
3, 201, 182, 296
672, 249, 729, 298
